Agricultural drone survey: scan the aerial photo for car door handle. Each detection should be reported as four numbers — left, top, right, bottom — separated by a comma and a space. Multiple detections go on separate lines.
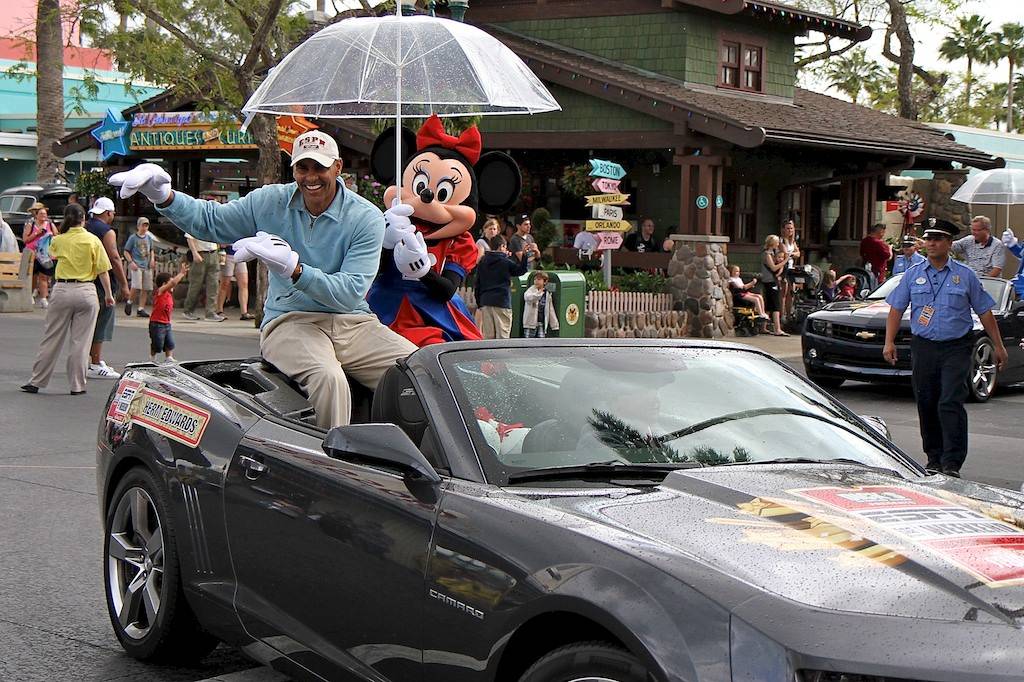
238, 454, 268, 478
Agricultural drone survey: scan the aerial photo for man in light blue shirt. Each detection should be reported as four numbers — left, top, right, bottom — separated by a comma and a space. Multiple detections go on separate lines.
110, 131, 417, 428
890, 236, 925, 275
883, 218, 1007, 477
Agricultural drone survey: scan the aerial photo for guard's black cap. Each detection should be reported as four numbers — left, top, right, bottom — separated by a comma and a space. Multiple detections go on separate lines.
921, 217, 959, 238
901, 236, 918, 248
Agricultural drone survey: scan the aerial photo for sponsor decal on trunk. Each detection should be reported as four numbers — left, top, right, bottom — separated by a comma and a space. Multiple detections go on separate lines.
125, 388, 211, 448
106, 375, 144, 425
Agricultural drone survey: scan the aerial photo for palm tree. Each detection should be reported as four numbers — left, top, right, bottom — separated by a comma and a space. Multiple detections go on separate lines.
939, 14, 997, 109
35, 0, 64, 183
994, 23, 1024, 131
822, 48, 884, 105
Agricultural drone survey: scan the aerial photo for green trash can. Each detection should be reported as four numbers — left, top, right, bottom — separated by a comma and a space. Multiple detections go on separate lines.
511, 270, 586, 338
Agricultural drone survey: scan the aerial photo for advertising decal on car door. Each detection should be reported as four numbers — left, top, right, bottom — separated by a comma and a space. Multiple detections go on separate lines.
106, 374, 211, 448
790, 486, 1024, 588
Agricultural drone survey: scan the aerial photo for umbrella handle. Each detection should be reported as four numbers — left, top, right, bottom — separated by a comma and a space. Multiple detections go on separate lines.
395, 0, 402, 196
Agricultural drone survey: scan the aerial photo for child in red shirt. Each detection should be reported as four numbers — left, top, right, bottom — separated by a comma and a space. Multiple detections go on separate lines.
150, 262, 188, 363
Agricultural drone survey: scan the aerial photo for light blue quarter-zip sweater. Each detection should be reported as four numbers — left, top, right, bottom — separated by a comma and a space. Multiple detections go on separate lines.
158, 180, 385, 327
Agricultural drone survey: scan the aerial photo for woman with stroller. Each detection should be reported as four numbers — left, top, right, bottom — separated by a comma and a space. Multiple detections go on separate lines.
760, 235, 788, 336
780, 220, 801, 319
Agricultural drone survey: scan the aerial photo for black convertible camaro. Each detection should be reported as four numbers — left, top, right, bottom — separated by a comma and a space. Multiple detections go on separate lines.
97, 340, 1024, 682
802, 274, 1024, 401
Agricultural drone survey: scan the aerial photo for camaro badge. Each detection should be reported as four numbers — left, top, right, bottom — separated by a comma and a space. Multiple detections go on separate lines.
429, 588, 485, 620
855, 331, 877, 340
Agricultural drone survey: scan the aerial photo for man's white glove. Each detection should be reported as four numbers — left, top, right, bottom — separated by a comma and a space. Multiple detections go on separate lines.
108, 163, 172, 204
1002, 228, 1019, 249
394, 232, 435, 280
233, 231, 299, 279
382, 201, 415, 250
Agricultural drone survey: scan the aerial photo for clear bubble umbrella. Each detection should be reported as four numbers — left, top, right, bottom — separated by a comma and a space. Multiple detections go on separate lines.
240, 10, 560, 187
951, 167, 1024, 227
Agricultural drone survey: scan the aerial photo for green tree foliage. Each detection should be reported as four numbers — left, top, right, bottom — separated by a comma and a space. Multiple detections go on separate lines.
83, 0, 308, 185
530, 207, 557, 251
993, 23, 1024, 130
821, 48, 883, 104
938, 14, 997, 109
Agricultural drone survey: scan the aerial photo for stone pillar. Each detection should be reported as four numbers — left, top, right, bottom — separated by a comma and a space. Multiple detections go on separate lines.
667, 234, 731, 338
924, 170, 970, 228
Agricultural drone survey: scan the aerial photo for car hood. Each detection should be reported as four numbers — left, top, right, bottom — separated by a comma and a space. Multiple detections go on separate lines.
547, 466, 1024, 625
809, 300, 982, 328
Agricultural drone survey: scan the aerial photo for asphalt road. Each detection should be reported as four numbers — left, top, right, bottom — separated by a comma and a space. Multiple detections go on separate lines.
1, 311, 1021, 680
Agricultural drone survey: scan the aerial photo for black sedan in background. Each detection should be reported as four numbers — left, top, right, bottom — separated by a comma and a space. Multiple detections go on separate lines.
803, 274, 1024, 400
97, 340, 1024, 681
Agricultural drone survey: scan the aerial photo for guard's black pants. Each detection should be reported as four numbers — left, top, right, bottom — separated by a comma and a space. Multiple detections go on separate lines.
909, 334, 972, 471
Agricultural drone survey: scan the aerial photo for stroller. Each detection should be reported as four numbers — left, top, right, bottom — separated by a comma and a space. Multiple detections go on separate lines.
783, 264, 823, 334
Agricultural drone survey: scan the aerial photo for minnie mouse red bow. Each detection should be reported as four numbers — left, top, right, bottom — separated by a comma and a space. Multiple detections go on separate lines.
416, 114, 482, 165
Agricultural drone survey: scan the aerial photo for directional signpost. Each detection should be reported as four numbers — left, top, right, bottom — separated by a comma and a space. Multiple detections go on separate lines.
582, 159, 631, 287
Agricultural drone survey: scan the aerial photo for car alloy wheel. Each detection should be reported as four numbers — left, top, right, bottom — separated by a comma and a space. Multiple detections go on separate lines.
108, 486, 164, 640
968, 337, 997, 402
103, 467, 218, 662
519, 642, 651, 682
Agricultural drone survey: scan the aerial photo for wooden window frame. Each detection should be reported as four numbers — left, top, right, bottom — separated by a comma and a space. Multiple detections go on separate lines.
717, 32, 766, 94
722, 181, 758, 244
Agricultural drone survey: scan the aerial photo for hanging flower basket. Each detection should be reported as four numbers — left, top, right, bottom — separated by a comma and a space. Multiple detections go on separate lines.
559, 163, 592, 198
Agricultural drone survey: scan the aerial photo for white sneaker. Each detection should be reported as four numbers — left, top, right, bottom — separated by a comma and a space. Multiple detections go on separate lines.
87, 363, 121, 379
37, 297, 48, 309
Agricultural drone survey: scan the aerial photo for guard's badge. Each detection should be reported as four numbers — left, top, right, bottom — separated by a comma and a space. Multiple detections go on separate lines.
953, 275, 960, 285
915, 277, 927, 284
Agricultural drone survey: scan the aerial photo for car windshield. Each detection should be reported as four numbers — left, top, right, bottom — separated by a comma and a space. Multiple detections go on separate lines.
441, 346, 911, 483
868, 273, 1005, 304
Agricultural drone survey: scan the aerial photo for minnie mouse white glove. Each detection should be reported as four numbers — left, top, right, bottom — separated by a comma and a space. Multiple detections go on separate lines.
233, 231, 299, 278
394, 232, 436, 280
108, 163, 172, 204
1002, 228, 1019, 249
383, 202, 416, 250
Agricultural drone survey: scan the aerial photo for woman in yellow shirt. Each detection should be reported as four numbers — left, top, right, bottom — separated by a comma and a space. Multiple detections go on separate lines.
22, 203, 114, 395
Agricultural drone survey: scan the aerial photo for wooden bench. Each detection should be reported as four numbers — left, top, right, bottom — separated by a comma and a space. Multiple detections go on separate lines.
0, 250, 34, 312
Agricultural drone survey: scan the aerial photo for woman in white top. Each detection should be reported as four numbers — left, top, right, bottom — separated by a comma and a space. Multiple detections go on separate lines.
760, 234, 788, 336
779, 220, 801, 318
476, 218, 501, 262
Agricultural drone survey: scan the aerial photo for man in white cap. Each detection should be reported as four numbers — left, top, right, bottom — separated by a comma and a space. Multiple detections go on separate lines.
109, 130, 418, 428
85, 196, 129, 379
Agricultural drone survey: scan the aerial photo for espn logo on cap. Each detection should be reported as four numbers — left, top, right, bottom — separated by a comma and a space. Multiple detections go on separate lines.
291, 131, 339, 167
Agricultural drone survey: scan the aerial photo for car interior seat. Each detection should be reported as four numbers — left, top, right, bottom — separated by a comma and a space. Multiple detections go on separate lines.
371, 365, 441, 466
519, 367, 592, 454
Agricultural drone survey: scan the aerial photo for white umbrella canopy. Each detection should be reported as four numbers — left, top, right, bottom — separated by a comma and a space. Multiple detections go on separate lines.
951, 168, 1024, 205
241, 14, 560, 119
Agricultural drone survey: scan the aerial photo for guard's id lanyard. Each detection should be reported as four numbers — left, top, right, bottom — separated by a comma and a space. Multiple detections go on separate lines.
918, 269, 951, 327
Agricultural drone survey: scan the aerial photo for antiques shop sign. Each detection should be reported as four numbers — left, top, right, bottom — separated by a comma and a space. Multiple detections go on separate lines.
129, 111, 257, 151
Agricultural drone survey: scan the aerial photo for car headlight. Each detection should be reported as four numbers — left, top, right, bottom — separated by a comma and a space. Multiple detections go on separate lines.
730, 615, 792, 682
810, 319, 828, 335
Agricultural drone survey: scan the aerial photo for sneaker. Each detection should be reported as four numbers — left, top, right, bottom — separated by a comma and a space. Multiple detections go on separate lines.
206, 312, 226, 322
183, 311, 200, 321
136, 309, 149, 318
942, 468, 962, 478
37, 297, 48, 309
87, 363, 121, 380
240, 312, 255, 321
124, 301, 132, 316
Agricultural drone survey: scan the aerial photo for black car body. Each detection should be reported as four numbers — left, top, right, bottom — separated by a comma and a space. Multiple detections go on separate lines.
802, 274, 1024, 400
0, 182, 74, 247
96, 340, 1024, 682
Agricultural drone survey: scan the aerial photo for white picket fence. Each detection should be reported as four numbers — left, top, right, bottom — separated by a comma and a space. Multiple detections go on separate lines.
586, 290, 673, 314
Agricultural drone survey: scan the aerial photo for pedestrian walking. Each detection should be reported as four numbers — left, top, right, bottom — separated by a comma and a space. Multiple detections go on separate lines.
951, 215, 1006, 278
860, 223, 893, 283
891, 236, 926, 275
149, 262, 189, 363
23, 202, 56, 307
883, 218, 1008, 477
522, 271, 559, 338
216, 245, 254, 320
475, 234, 529, 339
123, 216, 155, 317
86, 197, 130, 379
183, 232, 224, 321
21, 203, 114, 395
760, 234, 788, 336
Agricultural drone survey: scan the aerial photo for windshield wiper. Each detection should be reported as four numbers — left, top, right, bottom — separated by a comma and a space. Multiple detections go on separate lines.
723, 457, 903, 477
506, 461, 701, 484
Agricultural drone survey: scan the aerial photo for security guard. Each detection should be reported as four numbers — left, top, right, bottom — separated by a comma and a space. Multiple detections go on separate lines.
883, 218, 1008, 476
891, 235, 926, 275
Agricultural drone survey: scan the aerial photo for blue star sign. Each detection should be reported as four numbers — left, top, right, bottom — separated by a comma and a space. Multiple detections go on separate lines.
91, 108, 131, 160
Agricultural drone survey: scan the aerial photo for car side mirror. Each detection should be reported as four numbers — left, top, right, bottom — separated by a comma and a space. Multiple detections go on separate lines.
860, 415, 891, 440
323, 423, 442, 484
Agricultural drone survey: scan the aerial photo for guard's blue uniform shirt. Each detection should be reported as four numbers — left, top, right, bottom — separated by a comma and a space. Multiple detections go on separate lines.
891, 251, 926, 275
885, 258, 995, 341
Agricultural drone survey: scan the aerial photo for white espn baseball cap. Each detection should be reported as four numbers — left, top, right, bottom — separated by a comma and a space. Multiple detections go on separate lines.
89, 196, 115, 214
291, 131, 339, 167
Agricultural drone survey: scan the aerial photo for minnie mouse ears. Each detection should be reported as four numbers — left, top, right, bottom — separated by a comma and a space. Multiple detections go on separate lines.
475, 152, 521, 215
370, 126, 417, 186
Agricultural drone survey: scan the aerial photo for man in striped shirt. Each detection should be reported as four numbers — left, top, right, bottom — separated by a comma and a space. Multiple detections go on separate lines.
952, 215, 1005, 278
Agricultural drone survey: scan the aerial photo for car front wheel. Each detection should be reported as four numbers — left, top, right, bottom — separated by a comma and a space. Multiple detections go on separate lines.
519, 642, 652, 682
104, 467, 218, 662
967, 337, 997, 403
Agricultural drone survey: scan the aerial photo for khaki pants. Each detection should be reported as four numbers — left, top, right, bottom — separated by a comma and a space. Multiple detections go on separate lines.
479, 306, 512, 339
29, 282, 100, 392
260, 311, 417, 429
185, 252, 221, 315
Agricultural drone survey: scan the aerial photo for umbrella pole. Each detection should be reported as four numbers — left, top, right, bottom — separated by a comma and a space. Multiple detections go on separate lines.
394, 0, 403, 200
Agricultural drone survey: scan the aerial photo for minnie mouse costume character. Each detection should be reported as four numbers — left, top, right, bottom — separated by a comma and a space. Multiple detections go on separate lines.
367, 115, 521, 346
